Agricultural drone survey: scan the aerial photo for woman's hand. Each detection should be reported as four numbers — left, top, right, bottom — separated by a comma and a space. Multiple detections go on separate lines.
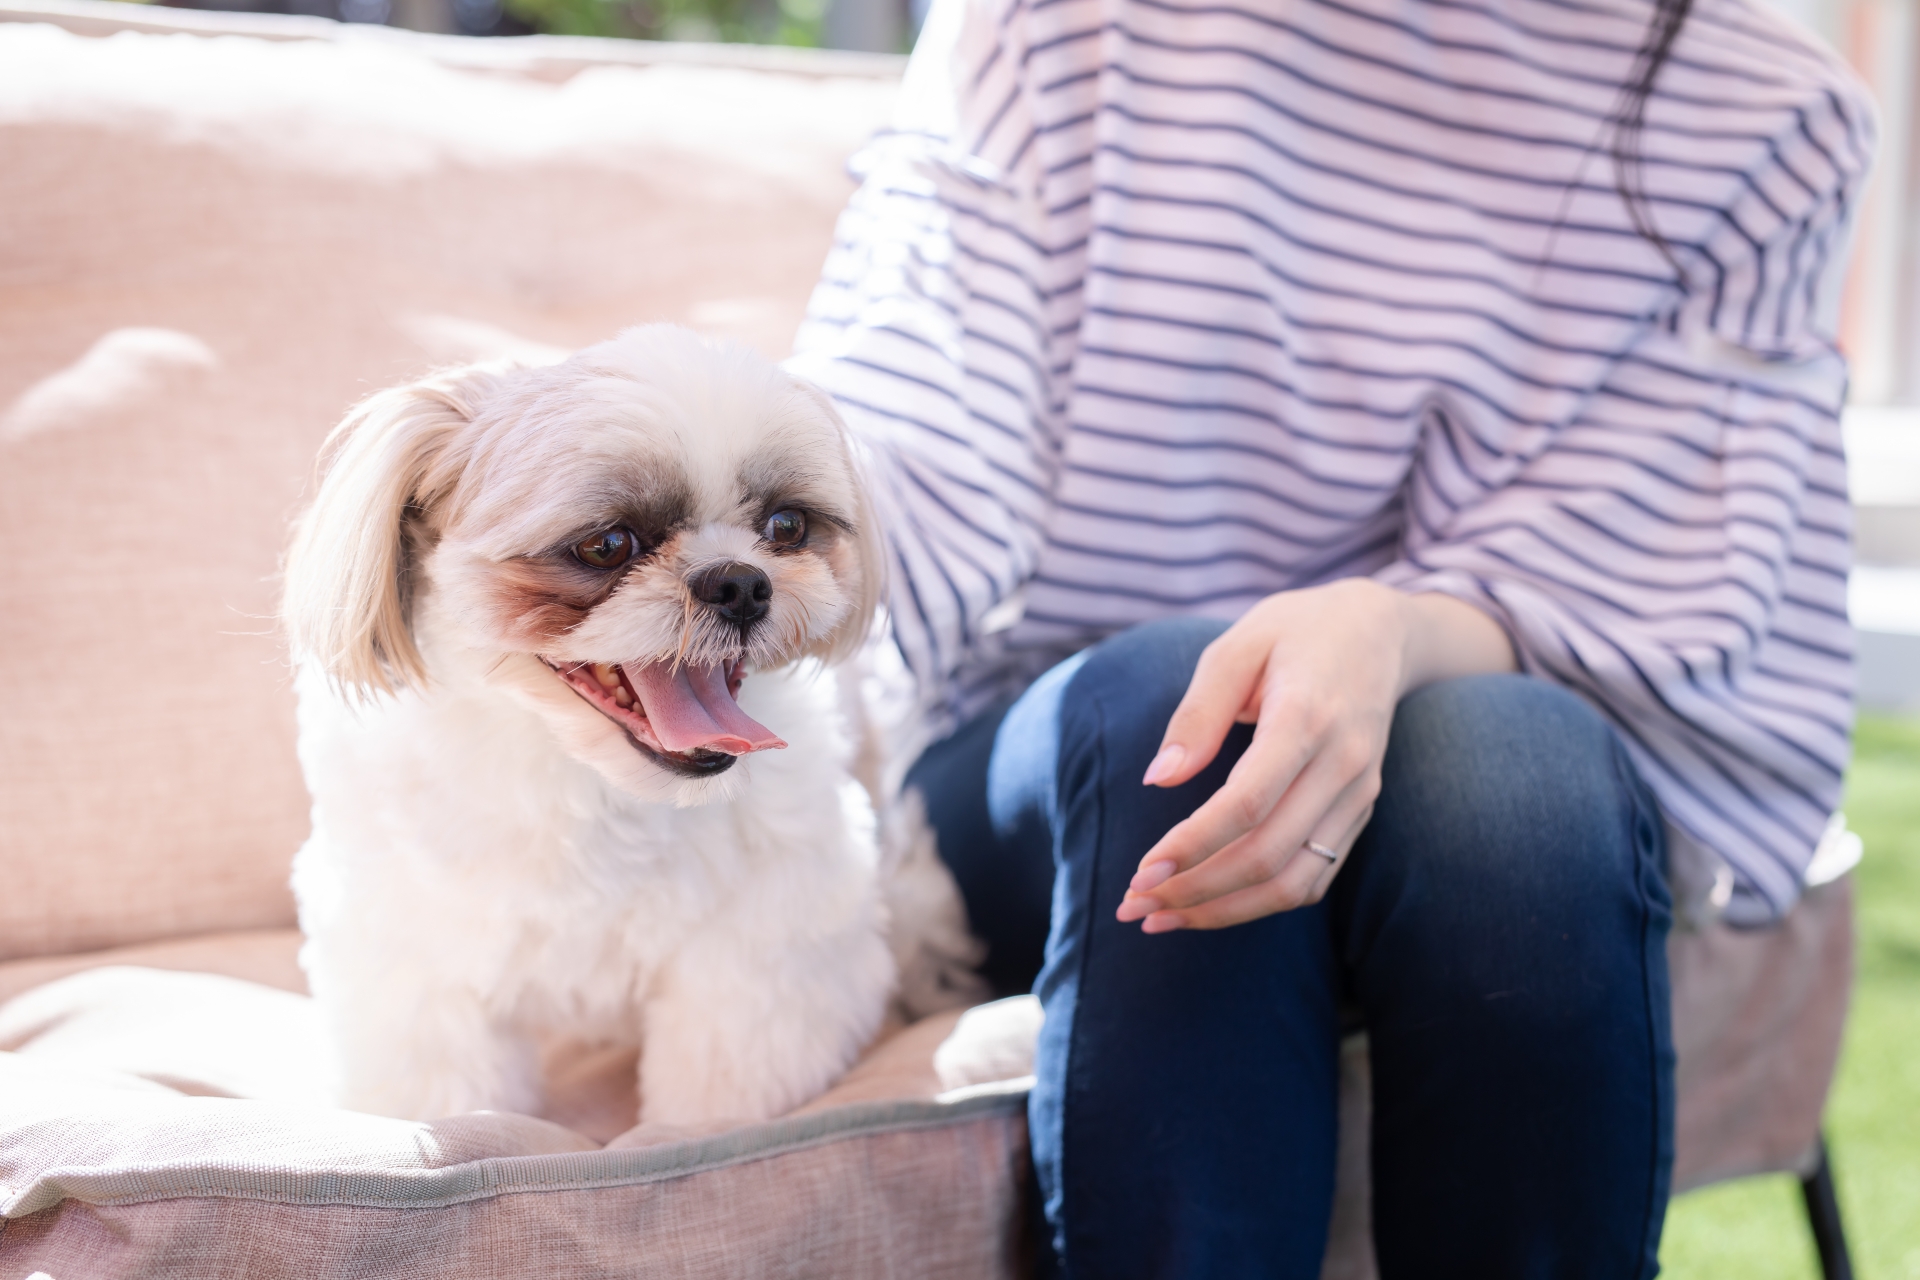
1116, 580, 1516, 933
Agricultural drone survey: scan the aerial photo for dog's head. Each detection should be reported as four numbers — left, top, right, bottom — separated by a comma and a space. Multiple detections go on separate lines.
283, 325, 883, 799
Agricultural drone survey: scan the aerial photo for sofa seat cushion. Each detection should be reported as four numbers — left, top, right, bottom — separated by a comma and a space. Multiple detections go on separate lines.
0, 965, 1030, 1278
0, 928, 310, 1009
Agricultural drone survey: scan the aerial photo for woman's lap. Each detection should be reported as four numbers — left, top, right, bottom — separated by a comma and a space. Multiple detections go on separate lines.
904, 616, 1674, 1280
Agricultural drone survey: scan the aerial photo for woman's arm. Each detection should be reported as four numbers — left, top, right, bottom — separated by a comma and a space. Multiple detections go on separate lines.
789, 0, 1077, 702
1115, 581, 1516, 932
1117, 49, 1873, 935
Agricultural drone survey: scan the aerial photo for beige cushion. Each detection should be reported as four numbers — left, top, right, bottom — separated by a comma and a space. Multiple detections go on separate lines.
0, 959, 1028, 1278
0, 928, 309, 1008
0, 967, 330, 1104
1667, 875, 1854, 1191
0, 1105, 1027, 1280
0, 5, 897, 964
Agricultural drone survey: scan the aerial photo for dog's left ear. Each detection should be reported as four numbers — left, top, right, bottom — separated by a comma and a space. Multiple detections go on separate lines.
789, 378, 888, 666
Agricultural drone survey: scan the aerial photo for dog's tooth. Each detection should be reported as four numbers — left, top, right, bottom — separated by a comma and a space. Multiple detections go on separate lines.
593, 663, 621, 688
613, 685, 633, 706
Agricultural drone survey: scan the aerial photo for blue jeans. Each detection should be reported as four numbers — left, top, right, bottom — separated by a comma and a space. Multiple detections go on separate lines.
906, 617, 1675, 1279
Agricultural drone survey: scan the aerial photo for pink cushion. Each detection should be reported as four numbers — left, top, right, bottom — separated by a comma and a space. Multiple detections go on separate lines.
0, 960, 1029, 1277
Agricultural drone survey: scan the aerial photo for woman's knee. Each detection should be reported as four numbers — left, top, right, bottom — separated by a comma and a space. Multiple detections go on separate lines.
1337, 675, 1671, 1049
1346, 674, 1667, 954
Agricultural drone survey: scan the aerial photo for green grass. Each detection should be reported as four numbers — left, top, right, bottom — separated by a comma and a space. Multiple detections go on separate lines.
1661, 713, 1920, 1279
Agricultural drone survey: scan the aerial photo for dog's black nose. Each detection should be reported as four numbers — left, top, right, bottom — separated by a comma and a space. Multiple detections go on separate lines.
691, 561, 772, 629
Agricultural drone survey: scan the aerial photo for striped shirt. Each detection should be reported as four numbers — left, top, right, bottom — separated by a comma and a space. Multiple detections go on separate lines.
790, 0, 1875, 924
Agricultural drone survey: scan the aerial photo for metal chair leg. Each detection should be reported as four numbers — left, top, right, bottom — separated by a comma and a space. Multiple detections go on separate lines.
1800, 1135, 1854, 1280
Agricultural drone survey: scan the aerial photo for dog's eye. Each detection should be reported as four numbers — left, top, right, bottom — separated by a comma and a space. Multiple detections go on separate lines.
575, 527, 638, 570
763, 509, 807, 549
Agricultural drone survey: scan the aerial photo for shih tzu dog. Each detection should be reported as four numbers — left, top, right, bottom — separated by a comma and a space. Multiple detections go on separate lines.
282, 325, 979, 1127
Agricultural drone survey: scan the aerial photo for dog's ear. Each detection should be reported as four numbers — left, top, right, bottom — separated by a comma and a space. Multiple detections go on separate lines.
283, 365, 503, 697
787, 377, 888, 666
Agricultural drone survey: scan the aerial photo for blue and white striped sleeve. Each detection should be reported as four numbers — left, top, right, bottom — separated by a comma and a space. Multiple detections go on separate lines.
791, 0, 1075, 708
1378, 89, 1874, 923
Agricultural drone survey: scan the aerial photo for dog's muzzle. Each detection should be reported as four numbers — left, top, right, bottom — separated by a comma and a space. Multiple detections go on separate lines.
542, 655, 787, 777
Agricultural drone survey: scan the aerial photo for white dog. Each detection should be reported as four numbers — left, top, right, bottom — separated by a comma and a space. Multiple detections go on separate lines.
282, 325, 979, 1127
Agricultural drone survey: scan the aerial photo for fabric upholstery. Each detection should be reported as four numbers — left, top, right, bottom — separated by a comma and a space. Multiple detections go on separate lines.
0, 964, 1028, 1278
1668, 875, 1855, 1191
0, 928, 309, 1007
0, 1118, 1030, 1280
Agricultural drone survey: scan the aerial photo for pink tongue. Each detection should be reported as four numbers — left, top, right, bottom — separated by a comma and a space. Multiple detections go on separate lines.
627, 662, 786, 756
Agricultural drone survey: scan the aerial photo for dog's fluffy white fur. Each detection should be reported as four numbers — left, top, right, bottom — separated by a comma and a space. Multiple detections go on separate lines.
284, 325, 980, 1126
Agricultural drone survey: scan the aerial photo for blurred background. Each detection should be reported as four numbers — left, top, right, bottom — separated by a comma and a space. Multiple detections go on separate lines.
146, 0, 923, 54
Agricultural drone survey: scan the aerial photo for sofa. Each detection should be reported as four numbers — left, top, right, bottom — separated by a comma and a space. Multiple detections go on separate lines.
0, 5, 1856, 1275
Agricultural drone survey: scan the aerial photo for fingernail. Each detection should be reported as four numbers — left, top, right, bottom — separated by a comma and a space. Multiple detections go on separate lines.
1142, 744, 1185, 786
1130, 860, 1175, 893
1116, 895, 1160, 923
1141, 912, 1185, 934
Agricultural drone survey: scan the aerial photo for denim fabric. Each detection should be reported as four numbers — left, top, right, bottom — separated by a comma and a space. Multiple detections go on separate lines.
904, 616, 1675, 1280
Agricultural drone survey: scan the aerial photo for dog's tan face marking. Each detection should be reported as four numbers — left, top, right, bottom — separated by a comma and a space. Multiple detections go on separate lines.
484, 480, 697, 649
485, 536, 667, 649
